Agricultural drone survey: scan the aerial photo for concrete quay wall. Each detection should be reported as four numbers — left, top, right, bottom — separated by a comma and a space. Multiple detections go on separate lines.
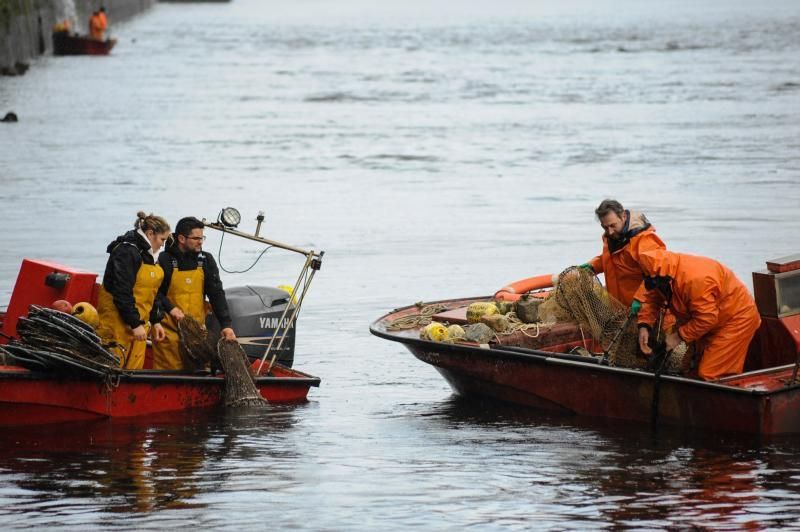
1, 0, 154, 74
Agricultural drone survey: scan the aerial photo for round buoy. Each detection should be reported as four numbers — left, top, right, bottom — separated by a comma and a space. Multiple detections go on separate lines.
446, 324, 465, 340
72, 302, 100, 329
421, 322, 449, 342
51, 299, 73, 314
466, 302, 498, 323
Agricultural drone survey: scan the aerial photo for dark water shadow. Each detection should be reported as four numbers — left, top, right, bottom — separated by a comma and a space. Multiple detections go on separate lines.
417, 395, 800, 529
0, 404, 308, 515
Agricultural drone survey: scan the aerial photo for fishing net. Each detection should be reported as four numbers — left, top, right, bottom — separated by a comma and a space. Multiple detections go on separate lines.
216, 339, 269, 408
177, 316, 217, 371
3, 305, 121, 379
538, 267, 645, 368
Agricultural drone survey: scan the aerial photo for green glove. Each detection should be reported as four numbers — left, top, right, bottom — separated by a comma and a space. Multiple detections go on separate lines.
578, 263, 594, 273
630, 300, 642, 317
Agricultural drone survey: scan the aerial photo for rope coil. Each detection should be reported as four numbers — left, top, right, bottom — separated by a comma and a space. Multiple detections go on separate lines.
386, 302, 448, 331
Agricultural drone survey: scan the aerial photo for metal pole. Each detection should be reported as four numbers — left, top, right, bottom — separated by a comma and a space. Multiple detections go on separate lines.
203, 222, 322, 259
266, 266, 320, 374
255, 254, 313, 374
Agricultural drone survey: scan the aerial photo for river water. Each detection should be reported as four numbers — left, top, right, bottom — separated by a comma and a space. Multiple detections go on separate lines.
1, 0, 800, 528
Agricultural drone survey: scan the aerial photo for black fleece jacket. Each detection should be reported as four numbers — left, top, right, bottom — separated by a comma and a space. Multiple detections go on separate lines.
101, 230, 162, 328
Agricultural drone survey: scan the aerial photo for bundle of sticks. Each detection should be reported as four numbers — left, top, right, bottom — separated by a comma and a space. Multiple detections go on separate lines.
0, 305, 121, 378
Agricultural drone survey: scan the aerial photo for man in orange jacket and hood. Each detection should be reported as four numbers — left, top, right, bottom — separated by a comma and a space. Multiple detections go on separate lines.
636, 249, 761, 381
583, 199, 667, 312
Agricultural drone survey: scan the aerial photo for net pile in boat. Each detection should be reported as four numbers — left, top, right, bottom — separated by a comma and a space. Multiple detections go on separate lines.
538, 267, 645, 369
216, 339, 269, 408
177, 316, 217, 371
0, 305, 122, 379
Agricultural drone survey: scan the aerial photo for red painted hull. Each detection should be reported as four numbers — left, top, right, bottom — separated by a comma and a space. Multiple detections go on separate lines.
0, 364, 319, 425
371, 296, 800, 435
52, 32, 117, 56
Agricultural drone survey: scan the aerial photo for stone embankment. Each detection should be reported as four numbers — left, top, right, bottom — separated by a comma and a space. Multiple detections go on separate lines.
1, 0, 154, 75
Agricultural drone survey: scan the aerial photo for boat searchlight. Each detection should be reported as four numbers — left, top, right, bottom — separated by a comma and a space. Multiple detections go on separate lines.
218, 207, 242, 229
203, 207, 324, 375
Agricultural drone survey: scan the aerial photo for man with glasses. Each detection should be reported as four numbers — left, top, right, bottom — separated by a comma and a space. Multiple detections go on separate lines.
153, 216, 236, 370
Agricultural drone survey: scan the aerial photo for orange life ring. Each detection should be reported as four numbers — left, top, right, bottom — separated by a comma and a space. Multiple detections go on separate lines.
494, 274, 553, 302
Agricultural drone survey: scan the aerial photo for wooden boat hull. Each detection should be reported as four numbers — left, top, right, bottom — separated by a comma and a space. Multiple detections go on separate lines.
0, 364, 320, 425
371, 297, 800, 435
52, 32, 117, 56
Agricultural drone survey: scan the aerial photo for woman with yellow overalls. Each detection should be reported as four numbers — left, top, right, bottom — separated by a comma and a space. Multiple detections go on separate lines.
152, 216, 235, 370
96, 212, 171, 369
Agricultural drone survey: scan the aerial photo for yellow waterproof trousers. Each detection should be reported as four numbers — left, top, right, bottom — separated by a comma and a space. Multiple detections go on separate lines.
97, 263, 163, 370
152, 267, 205, 370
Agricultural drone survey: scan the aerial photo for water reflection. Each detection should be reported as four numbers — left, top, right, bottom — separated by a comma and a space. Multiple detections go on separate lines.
0, 406, 304, 516
418, 396, 800, 529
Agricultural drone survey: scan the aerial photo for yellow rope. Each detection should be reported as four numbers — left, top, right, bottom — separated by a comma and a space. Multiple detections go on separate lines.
500, 312, 541, 338
386, 302, 448, 331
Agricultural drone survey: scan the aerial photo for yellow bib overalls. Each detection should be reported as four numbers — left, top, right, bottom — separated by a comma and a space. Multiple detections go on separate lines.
152, 267, 205, 370
97, 262, 164, 370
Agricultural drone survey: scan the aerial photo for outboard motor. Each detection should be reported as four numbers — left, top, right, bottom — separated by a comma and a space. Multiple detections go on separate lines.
207, 285, 296, 368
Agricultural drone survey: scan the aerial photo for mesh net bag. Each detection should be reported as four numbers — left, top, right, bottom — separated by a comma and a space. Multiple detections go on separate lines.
538, 266, 646, 369
178, 316, 217, 371
217, 339, 269, 408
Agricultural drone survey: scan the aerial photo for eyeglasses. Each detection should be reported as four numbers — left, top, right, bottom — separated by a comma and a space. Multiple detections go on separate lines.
186, 236, 206, 242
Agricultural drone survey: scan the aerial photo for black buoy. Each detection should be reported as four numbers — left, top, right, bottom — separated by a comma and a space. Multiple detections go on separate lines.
1, 112, 19, 123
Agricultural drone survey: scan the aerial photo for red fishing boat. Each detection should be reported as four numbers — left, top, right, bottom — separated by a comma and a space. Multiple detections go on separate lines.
370, 255, 800, 435
0, 209, 325, 425
52, 31, 117, 56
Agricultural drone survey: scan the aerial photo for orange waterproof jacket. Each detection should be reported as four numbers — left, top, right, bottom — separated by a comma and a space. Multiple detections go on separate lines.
89, 14, 104, 40
637, 250, 761, 379
588, 211, 666, 306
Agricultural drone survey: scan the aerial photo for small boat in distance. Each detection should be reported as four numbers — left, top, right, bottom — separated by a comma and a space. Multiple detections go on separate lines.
52, 31, 117, 56
370, 254, 800, 435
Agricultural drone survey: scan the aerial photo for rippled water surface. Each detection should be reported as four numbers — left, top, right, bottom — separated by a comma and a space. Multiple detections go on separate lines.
1, 0, 800, 528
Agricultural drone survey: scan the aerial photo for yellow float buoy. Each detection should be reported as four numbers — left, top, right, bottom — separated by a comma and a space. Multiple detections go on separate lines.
72, 302, 100, 329
421, 322, 449, 342
466, 302, 498, 323
446, 324, 465, 340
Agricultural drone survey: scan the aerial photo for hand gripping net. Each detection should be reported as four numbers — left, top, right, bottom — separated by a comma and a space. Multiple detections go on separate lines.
538, 266, 645, 369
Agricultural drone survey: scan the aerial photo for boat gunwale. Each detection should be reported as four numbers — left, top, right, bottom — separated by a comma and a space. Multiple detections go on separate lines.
0, 366, 321, 387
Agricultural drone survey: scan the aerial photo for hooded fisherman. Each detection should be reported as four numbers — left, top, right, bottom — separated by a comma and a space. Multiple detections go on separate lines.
96, 212, 170, 369
636, 249, 761, 381
580, 199, 668, 315
152, 216, 235, 370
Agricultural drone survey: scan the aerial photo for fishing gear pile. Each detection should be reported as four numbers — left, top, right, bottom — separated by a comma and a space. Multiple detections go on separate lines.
0, 305, 121, 378
177, 316, 217, 371
538, 266, 646, 369
216, 339, 269, 407
419, 299, 542, 344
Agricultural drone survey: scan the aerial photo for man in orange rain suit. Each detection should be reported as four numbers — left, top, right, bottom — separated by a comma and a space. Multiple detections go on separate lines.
98, 7, 108, 36
582, 199, 667, 312
89, 11, 103, 40
636, 249, 761, 381
89, 9, 107, 40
